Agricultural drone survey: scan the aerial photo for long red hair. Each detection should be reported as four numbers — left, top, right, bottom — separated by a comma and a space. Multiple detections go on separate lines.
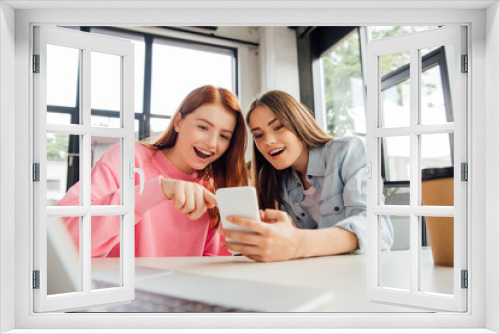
143, 85, 248, 227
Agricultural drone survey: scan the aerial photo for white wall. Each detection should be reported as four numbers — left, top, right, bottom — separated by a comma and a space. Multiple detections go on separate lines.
259, 26, 300, 99
485, 2, 500, 332
0, 2, 16, 333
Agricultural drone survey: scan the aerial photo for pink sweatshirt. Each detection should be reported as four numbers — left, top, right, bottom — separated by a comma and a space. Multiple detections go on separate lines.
57, 143, 231, 257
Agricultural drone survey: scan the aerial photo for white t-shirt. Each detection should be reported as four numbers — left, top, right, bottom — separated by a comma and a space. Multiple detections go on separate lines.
300, 186, 321, 223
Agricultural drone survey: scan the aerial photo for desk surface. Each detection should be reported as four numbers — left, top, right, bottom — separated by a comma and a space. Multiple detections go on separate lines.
92, 250, 454, 313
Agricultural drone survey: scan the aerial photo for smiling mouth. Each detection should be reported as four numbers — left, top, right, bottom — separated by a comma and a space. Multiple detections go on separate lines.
269, 148, 285, 157
194, 147, 214, 159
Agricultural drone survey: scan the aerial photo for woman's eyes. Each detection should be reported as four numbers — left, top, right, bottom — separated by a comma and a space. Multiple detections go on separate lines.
253, 125, 283, 140
198, 125, 230, 140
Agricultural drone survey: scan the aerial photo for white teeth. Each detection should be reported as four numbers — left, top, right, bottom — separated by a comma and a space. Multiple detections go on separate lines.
196, 148, 213, 156
269, 148, 284, 156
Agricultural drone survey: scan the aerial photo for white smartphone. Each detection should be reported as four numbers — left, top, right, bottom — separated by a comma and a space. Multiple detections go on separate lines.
215, 186, 261, 234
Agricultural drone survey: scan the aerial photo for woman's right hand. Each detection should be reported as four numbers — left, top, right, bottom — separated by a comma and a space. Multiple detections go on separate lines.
160, 178, 217, 220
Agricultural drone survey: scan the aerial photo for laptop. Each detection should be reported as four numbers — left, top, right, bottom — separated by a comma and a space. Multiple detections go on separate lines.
47, 217, 333, 312
90, 266, 334, 312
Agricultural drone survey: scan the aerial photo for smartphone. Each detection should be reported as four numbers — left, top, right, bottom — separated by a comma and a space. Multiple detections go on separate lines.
215, 186, 261, 234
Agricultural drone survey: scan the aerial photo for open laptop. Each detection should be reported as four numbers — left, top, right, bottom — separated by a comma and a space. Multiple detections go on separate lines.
91, 266, 334, 312
48, 217, 333, 312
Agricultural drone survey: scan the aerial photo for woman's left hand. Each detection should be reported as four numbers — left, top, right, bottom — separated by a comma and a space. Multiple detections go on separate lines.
219, 209, 302, 262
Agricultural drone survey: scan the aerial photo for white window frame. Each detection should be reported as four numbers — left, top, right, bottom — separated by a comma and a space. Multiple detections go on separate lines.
32, 25, 136, 313
1, 2, 499, 333
366, 26, 468, 312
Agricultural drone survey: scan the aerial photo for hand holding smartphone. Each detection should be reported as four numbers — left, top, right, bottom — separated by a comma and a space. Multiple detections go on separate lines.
215, 186, 260, 235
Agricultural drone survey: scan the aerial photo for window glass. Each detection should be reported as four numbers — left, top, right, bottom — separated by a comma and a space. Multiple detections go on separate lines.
47, 133, 78, 206
47, 44, 79, 111
89, 28, 145, 114
420, 216, 454, 295
91, 215, 121, 289
420, 45, 454, 125
47, 216, 81, 295
91, 51, 121, 114
47, 112, 72, 125
383, 136, 411, 182
380, 51, 411, 128
320, 29, 365, 138
131, 39, 145, 114
151, 41, 234, 116
421, 65, 447, 124
90, 136, 121, 205
150, 117, 171, 140
379, 215, 410, 291
91, 115, 121, 128
368, 26, 439, 40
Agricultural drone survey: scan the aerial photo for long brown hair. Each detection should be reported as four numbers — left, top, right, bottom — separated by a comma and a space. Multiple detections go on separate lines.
246, 90, 332, 210
144, 85, 248, 227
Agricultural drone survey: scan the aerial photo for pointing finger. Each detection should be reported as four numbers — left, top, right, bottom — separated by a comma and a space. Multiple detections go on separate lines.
203, 188, 217, 208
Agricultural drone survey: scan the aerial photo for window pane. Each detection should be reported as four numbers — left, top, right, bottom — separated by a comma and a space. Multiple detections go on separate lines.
150, 117, 171, 141
380, 52, 410, 128
382, 136, 410, 182
421, 65, 447, 124
320, 29, 365, 138
91, 51, 121, 114
420, 216, 454, 295
47, 44, 79, 110
91, 215, 121, 289
383, 186, 410, 206
420, 46, 453, 125
47, 112, 72, 125
151, 42, 234, 116
420, 133, 453, 208
379, 215, 410, 291
134, 119, 140, 141
131, 39, 145, 114
421, 133, 452, 168
47, 216, 81, 295
368, 26, 439, 41
91, 137, 121, 205
47, 133, 79, 206
91, 115, 121, 128
88, 28, 145, 114
380, 51, 410, 78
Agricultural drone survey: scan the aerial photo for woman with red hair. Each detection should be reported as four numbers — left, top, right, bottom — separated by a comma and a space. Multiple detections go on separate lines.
58, 85, 248, 257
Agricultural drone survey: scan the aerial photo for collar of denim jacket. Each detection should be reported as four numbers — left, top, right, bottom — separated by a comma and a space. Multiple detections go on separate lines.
284, 145, 327, 191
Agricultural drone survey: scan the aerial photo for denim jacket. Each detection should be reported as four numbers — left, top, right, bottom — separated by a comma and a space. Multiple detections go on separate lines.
279, 137, 393, 254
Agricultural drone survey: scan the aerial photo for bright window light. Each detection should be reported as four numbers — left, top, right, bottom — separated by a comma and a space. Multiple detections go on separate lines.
150, 42, 234, 116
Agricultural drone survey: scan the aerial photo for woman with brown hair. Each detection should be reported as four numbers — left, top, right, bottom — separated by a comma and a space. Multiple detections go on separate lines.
58, 85, 248, 257
219, 90, 393, 262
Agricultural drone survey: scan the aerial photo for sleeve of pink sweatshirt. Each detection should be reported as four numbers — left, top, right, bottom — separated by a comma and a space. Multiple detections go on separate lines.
58, 147, 167, 257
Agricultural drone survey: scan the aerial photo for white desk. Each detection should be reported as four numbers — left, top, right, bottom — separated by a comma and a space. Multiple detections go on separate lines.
92, 250, 453, 313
